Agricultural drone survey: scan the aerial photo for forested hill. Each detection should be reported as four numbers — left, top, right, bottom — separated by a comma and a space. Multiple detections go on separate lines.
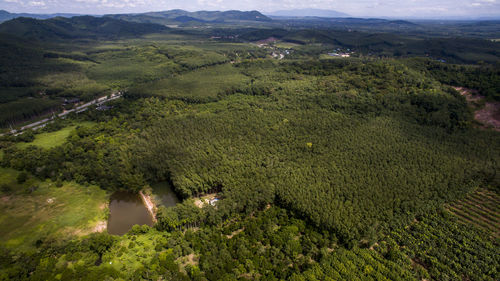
104, 10, 271, 25
267, 8, 350, 18
0, 16, 168, 40
0, 10, 81, 23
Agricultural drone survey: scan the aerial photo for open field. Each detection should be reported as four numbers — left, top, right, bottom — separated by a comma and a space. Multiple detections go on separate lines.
16, 121, 95, 149
274, 41, 302, 49
0, 168, 109, 251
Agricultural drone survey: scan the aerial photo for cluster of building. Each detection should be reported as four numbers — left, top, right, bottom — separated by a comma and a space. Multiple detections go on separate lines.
327, 48, 354, 57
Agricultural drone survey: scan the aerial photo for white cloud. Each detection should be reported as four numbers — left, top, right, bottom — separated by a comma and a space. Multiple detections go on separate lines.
28, 0, 45, 6
74, 0, 101, 3
0, 0, 499, 18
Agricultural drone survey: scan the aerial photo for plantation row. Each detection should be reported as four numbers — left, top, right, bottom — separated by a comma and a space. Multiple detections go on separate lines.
447, 188, 500, 237
388, 211, 500, 281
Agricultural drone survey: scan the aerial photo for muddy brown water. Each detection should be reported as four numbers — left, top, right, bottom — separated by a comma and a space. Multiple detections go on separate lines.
107, 184, 180, 235
107, 191, 153, 235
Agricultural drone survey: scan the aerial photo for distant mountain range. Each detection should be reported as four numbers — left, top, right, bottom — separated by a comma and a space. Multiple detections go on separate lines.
0, 9, 272, 25
105, 10, 271, 25
267, 9, 349, 18
0, 16, 167, 40
0, 10, 82, 23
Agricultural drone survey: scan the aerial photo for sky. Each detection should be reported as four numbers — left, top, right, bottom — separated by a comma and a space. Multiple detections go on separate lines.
0, 0, 499, 19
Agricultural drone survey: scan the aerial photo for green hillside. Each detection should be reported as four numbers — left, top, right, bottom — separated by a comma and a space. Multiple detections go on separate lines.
0, 16, 167, 40
105, 9, 272, 25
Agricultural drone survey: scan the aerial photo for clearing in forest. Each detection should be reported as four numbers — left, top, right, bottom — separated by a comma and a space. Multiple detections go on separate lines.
0, 168, 108, 250
455, 87, 500, 131
446, 188, 500, 237
16, 121, 95, 149
194, 193, 219, 208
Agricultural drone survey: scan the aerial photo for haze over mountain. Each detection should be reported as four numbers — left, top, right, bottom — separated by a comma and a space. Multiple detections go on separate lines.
267, 9, 349, 18
105, 10, 271, 25
0, 9, 273, 25
0, 16, 167, 40
1, 0, 499, 19
0, 10, 81, 23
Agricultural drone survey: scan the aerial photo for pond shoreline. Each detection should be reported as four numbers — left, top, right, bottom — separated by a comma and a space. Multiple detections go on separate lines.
139, 191, 157, 223
107, 191, 154, 235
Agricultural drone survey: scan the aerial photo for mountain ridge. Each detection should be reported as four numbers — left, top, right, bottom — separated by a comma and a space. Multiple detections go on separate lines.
104, 10, 272, 25
0, 16, 168, 40
267, 8, 349, 18
0, 9, 82, 23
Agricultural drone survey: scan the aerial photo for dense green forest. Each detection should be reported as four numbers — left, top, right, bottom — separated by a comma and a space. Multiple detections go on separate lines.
0, 13, 499, 281
1, 204, 498, 280
0, 15, 499, 128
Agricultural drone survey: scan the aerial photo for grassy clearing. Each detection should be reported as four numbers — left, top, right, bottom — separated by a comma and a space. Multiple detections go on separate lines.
17, 121, 95, 149
0, 168, 108, 251
274, 42, 301, 49
446, 188, 500, 237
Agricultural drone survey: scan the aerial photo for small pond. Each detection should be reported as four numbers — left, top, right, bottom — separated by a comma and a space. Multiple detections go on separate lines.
107, 191, 153, 235
151, 181, 180, 207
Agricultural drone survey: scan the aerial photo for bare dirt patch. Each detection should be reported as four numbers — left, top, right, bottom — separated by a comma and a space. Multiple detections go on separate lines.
455, 87, 500, 131
139, 191, 157, 222
226, 227, 244, 239
369, 242, 379, 251
475, 102, 500, 131
454, 87, 482, 104
93, 220, 107, 233
63, 220, 108, 237
177, 253, 199, 274
256, 37, 278, 45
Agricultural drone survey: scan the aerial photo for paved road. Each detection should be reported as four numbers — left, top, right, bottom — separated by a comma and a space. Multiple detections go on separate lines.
3, 93, 122, 136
